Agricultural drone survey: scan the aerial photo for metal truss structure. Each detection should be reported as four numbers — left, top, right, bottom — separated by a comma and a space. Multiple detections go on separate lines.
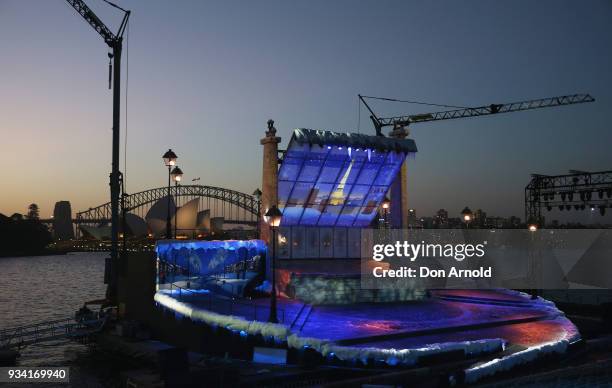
75, 185, 259, 229
525, 170, 612, 226
360, 94, 595, 136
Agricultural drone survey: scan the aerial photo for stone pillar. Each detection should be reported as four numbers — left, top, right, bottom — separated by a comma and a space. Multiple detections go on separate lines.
389, 125, 410, 229
260, 119, 281, 244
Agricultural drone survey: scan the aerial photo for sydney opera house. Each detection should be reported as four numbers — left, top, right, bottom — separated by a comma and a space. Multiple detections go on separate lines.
79, 196, 220, 240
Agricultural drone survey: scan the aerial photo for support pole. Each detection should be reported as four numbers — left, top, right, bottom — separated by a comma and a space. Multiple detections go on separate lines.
107, 40, 122, 304
268, 226, 278, 323
166, 166, 172, 239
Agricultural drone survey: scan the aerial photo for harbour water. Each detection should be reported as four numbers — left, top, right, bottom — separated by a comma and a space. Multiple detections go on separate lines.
0, 252, 122, 387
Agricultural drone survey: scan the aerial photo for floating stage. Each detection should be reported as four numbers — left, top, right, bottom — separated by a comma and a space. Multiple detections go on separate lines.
154, 281, 579, 384
150, 127, 581, 384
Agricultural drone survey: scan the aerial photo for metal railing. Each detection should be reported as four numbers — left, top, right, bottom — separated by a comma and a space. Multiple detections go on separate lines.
0, 314, 107, 350
164, 281, 286, 324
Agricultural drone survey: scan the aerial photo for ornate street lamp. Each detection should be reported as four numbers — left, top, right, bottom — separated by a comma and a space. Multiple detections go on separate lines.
264, 205, 282, 323
381, 197, 391, 229
162, 149, 178, 239
461, 206, 473, 228
171, 166, 183, 239
252, 188, 262, 237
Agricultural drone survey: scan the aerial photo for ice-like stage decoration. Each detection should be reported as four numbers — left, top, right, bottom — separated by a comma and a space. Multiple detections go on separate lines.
156, 239, 266, 277
156, 239, 267, 298
277, 128, 417, 227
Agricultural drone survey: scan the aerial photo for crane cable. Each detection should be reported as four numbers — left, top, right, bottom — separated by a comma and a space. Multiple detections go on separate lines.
357, 97, 361, 133
101, 0, 128, 12
360, 95, 470, 110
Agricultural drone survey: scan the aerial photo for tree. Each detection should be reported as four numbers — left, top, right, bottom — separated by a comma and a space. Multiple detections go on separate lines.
0, 214, 52, 256
10, 213, 24, 221
27, 203, 40, 220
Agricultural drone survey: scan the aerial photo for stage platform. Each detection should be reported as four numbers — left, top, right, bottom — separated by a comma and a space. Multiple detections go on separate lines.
154, 287, 579, 383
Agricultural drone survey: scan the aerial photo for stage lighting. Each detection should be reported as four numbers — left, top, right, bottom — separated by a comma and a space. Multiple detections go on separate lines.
590, 205, 596, 212
599, 206, 606, 216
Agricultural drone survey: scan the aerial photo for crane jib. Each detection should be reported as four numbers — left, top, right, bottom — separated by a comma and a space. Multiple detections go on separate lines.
367, 93, 595, 129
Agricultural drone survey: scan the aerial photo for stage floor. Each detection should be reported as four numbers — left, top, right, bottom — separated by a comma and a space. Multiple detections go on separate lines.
163, 288, 578, 351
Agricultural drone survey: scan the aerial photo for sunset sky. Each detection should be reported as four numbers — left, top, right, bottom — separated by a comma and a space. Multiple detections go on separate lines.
1, 0, 611, 221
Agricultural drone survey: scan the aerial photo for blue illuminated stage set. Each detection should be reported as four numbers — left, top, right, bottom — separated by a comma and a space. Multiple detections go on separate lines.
152, 128, 581, 384
277, 128, 416, 227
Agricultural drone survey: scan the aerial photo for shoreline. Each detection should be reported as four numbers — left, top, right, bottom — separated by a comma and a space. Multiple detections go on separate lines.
0, 250, 69, 258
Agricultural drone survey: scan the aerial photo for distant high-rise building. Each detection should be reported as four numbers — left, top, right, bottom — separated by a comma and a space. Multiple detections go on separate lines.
435, 209, 449, 227
474, 209, 487, 228
53, 201, 74, 240
420, 217, 434, 229
407, 208, 419, 228
508, 216, 522, 228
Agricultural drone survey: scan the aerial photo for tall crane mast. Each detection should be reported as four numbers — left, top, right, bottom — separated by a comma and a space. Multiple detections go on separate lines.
359, 94, 595, 137
65, 0, 130, 305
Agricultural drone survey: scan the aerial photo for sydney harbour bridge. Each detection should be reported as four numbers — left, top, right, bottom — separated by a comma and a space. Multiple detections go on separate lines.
43, 184, 260, 241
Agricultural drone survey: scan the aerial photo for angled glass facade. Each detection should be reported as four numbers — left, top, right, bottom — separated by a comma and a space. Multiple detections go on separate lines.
277, 134, 413, 227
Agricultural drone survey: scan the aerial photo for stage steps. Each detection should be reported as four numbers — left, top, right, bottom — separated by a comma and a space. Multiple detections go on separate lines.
290, 303, 314, 332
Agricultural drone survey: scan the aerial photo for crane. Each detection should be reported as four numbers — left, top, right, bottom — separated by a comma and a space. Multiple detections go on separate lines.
65, 0, 130, 305
359, 94, 595, 137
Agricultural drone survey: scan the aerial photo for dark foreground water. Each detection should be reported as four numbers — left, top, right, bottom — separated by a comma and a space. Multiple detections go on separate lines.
0, 252, 126, 387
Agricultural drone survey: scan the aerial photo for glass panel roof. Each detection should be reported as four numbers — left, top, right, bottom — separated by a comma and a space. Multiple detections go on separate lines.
277, 131, 414, 227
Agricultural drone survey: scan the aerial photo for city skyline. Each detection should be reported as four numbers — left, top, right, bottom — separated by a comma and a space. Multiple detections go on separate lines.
1, 1, 611, 220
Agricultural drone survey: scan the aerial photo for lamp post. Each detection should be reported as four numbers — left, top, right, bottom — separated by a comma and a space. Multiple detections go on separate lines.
162, 149, 178, 239
461, 206, 473, 229
381, 197, 391, 229
252, 188, 262, 238
264, 205, 282, 323
170, 166, 183, 239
